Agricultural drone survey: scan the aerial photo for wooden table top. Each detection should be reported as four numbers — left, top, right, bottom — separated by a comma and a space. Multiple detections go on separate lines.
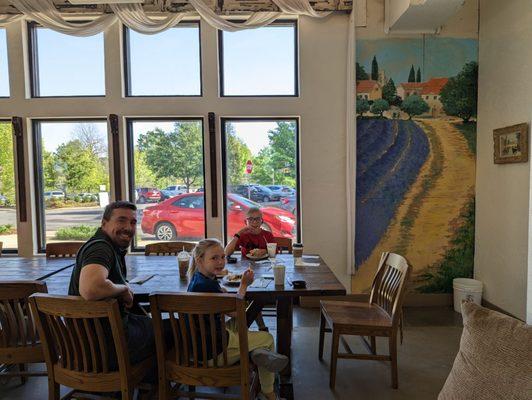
43, 254, 346, 299
0, 256, 75, 281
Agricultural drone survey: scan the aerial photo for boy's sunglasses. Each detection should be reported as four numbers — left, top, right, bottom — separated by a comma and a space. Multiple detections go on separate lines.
246, 217, 262, 222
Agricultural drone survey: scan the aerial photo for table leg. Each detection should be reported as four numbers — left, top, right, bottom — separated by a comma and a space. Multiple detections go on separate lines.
276, 297, 293, 400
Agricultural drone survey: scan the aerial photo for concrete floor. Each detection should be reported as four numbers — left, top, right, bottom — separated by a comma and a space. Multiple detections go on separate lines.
0, 306, 463, 400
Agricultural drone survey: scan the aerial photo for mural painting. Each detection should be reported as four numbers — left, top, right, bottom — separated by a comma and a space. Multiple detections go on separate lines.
353, 37, 478, 293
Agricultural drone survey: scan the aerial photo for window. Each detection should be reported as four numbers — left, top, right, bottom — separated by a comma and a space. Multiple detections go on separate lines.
219, 22, 298, 96
127, 119, 205, 249
0, 29, 9, 97
124, 24, 201, 96
222, 119, 300, 242
33, 120, 109, 251
29, 23, 105, 97
0, 121, 17, 251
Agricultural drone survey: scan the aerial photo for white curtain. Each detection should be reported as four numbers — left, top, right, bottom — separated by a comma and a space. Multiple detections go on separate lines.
110, 4, 192, 35
0, 14, 22, 27
272, 0, 331, 18
8, 0, 116, 36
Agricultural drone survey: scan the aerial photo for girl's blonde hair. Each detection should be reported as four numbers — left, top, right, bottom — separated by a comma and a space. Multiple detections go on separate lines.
187, 238, 224, 279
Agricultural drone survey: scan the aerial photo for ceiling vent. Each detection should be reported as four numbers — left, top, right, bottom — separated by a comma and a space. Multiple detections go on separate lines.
68, 0, 144, 4
385, 0, 465, 34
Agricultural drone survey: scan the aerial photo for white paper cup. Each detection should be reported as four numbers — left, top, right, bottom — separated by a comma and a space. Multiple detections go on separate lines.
267, 242, 277, 259
273, 264, 285, 286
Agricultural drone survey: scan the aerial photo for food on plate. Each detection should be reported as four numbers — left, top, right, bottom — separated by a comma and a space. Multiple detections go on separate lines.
218, 269, 229, 276
227, 273, 242, 282
249, 248, 267, 257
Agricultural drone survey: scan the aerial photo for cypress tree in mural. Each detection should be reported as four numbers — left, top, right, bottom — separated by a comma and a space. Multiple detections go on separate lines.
416, 67, 421, 82
440, 61, 478, 123
356, 62, 369, 80
382, 78, 397, 104
408, 65, 416, 82
371, 56, 379, 80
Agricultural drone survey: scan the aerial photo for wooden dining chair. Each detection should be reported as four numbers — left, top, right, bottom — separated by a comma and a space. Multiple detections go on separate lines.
0, 281, 48, 384
145, 241, 196, 256
45, 242, 84, 258
318, 252, 410, 389
29, 294, 154, 400
150, 292, 259, 400
273, 237, 292, 254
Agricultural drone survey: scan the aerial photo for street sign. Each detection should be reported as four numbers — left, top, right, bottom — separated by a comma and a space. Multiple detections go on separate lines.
245, 160, 253, 174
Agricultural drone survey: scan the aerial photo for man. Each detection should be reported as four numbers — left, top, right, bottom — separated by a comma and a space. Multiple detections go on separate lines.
225, 206, 274, 258
68, 201, 158, 372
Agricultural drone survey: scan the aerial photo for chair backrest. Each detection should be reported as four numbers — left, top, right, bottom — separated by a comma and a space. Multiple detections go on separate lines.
145, 241, 197, 256
369, 252, 410, 325
29, 294, 130, 377
273, 237, 292, 254
45, 242, 84, 258
0, 281, 47, 354
150, 292, 250, 390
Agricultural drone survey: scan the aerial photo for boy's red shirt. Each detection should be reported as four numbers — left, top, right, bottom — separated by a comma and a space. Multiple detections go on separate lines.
236, 229, 274, 257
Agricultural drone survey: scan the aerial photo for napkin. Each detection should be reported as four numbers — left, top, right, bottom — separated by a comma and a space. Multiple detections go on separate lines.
254, 260, 271, 264
303, 255, 320, 259
295, 260, 320, 267
250, 278, 272, 288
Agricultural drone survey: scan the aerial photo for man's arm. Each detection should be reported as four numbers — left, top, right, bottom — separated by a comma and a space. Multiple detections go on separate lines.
79, 264, 133, 307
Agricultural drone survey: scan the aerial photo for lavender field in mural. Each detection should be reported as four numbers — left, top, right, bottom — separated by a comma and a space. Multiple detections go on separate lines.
355, 120, 429, 267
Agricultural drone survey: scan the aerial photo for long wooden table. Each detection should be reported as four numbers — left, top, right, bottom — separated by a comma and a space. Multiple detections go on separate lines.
2, 254, 346, 399
0, 257, 75, 280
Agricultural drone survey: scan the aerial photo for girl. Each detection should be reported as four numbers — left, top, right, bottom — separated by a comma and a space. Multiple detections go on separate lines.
187, 238, 287, 400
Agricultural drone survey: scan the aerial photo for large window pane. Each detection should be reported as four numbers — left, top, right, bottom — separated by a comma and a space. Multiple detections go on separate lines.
223, 119, 298, 242
0, 122, 17, 251
220, 22, 297, 96
0, 29, 9, 97
30, 25, 105, 96
128, 119, 205, 249
125, 25, 201, 96
34, 121, 110, 250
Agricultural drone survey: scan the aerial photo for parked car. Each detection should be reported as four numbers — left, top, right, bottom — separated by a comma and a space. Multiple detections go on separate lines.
196, 187, 204, 192
231, 184, 279, 202
136, 187, 162, 204
160, 185, 188, 200
280, 195, 297, 215
141, 193, 296, 241
0, 194, 7, 206
266, 185, 295, 197
43, 190, 65, 200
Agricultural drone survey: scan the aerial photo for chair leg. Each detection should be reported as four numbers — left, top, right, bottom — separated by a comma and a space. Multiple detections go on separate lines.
329, 330, 340, 390
48, 379, 60, 400
370, 336, 377, 355
158, 379, 169, 400
389, 333, 398, 389
318, 312, 326, 360
255, 312, 269, 332
19, 364, 26, 385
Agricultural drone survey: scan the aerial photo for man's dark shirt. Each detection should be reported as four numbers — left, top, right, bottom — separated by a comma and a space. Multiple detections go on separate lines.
68, 227, 128, 316
187, 271, 227, 360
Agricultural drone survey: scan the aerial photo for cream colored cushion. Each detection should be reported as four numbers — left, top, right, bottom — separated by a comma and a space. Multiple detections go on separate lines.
438, 302, 532, 400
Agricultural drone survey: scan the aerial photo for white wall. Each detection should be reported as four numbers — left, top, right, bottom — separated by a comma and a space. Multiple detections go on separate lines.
0, 15, 352, 290
476, 0, 532, 320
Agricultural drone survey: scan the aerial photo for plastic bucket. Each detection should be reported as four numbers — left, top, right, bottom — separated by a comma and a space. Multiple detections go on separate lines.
453, 278, 483, 313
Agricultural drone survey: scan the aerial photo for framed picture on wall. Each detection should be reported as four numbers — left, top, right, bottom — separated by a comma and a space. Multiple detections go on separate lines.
493, 123, 529, 164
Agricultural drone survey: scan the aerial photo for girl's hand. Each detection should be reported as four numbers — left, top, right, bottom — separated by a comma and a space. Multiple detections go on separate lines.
241, 269, 254, 287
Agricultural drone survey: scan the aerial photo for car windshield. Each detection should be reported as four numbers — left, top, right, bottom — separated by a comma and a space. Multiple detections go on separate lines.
230, 194, 260, 209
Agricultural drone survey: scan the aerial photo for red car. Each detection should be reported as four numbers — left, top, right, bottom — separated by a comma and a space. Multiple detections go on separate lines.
136, 187, 161, 204
141, 193, 296, 241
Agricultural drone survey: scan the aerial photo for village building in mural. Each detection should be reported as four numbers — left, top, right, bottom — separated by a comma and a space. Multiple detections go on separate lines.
353, 38, 478, 294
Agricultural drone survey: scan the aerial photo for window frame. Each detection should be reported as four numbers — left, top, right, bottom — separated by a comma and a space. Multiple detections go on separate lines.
220, 117, 301, 245
0, 119, 17, 254
32, 118, 109, 253
27, 21, 106, 98
125, 117, 207, 252
122, 22, 203, 98
218, 20, 299, 98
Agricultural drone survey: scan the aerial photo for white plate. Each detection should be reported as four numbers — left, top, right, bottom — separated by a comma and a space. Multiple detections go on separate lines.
223, 274, 242, 286
245, 253, 269, 261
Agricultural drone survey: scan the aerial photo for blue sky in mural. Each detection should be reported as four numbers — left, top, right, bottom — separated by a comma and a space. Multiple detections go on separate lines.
357, 37, 478, 84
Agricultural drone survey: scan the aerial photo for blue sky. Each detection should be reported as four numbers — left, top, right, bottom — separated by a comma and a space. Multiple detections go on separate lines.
357, 37, 478, 83
0, 29, 8, 96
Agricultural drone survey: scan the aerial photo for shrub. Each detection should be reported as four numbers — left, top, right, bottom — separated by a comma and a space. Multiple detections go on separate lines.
55, 225, 98, 240
0, 224, 15, 235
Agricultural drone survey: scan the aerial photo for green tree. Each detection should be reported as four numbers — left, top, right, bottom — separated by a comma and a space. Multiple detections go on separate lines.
440, 61, 478, 123
408, 65, 416, 82
138, 122, 203, 191
381, 78, 397, 104
226, 124, 252, 186
42, 148, 58, 191
0, 124, 15, 204
134, 149, 158, 188
356, 62, 369, 81
416, 67, 421, 82
251, 147, 274, 185
266, 122, 296, 186
370, 99, 390, 117
400, 95, 429, 119
356, 98, 370, 117
371, 56, 379, 81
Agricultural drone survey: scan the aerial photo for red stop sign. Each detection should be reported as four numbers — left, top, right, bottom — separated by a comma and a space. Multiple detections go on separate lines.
245, 160, 253, 174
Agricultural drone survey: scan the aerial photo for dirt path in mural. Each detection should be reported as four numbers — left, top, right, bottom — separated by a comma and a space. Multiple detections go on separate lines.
352, 119, 475, 292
